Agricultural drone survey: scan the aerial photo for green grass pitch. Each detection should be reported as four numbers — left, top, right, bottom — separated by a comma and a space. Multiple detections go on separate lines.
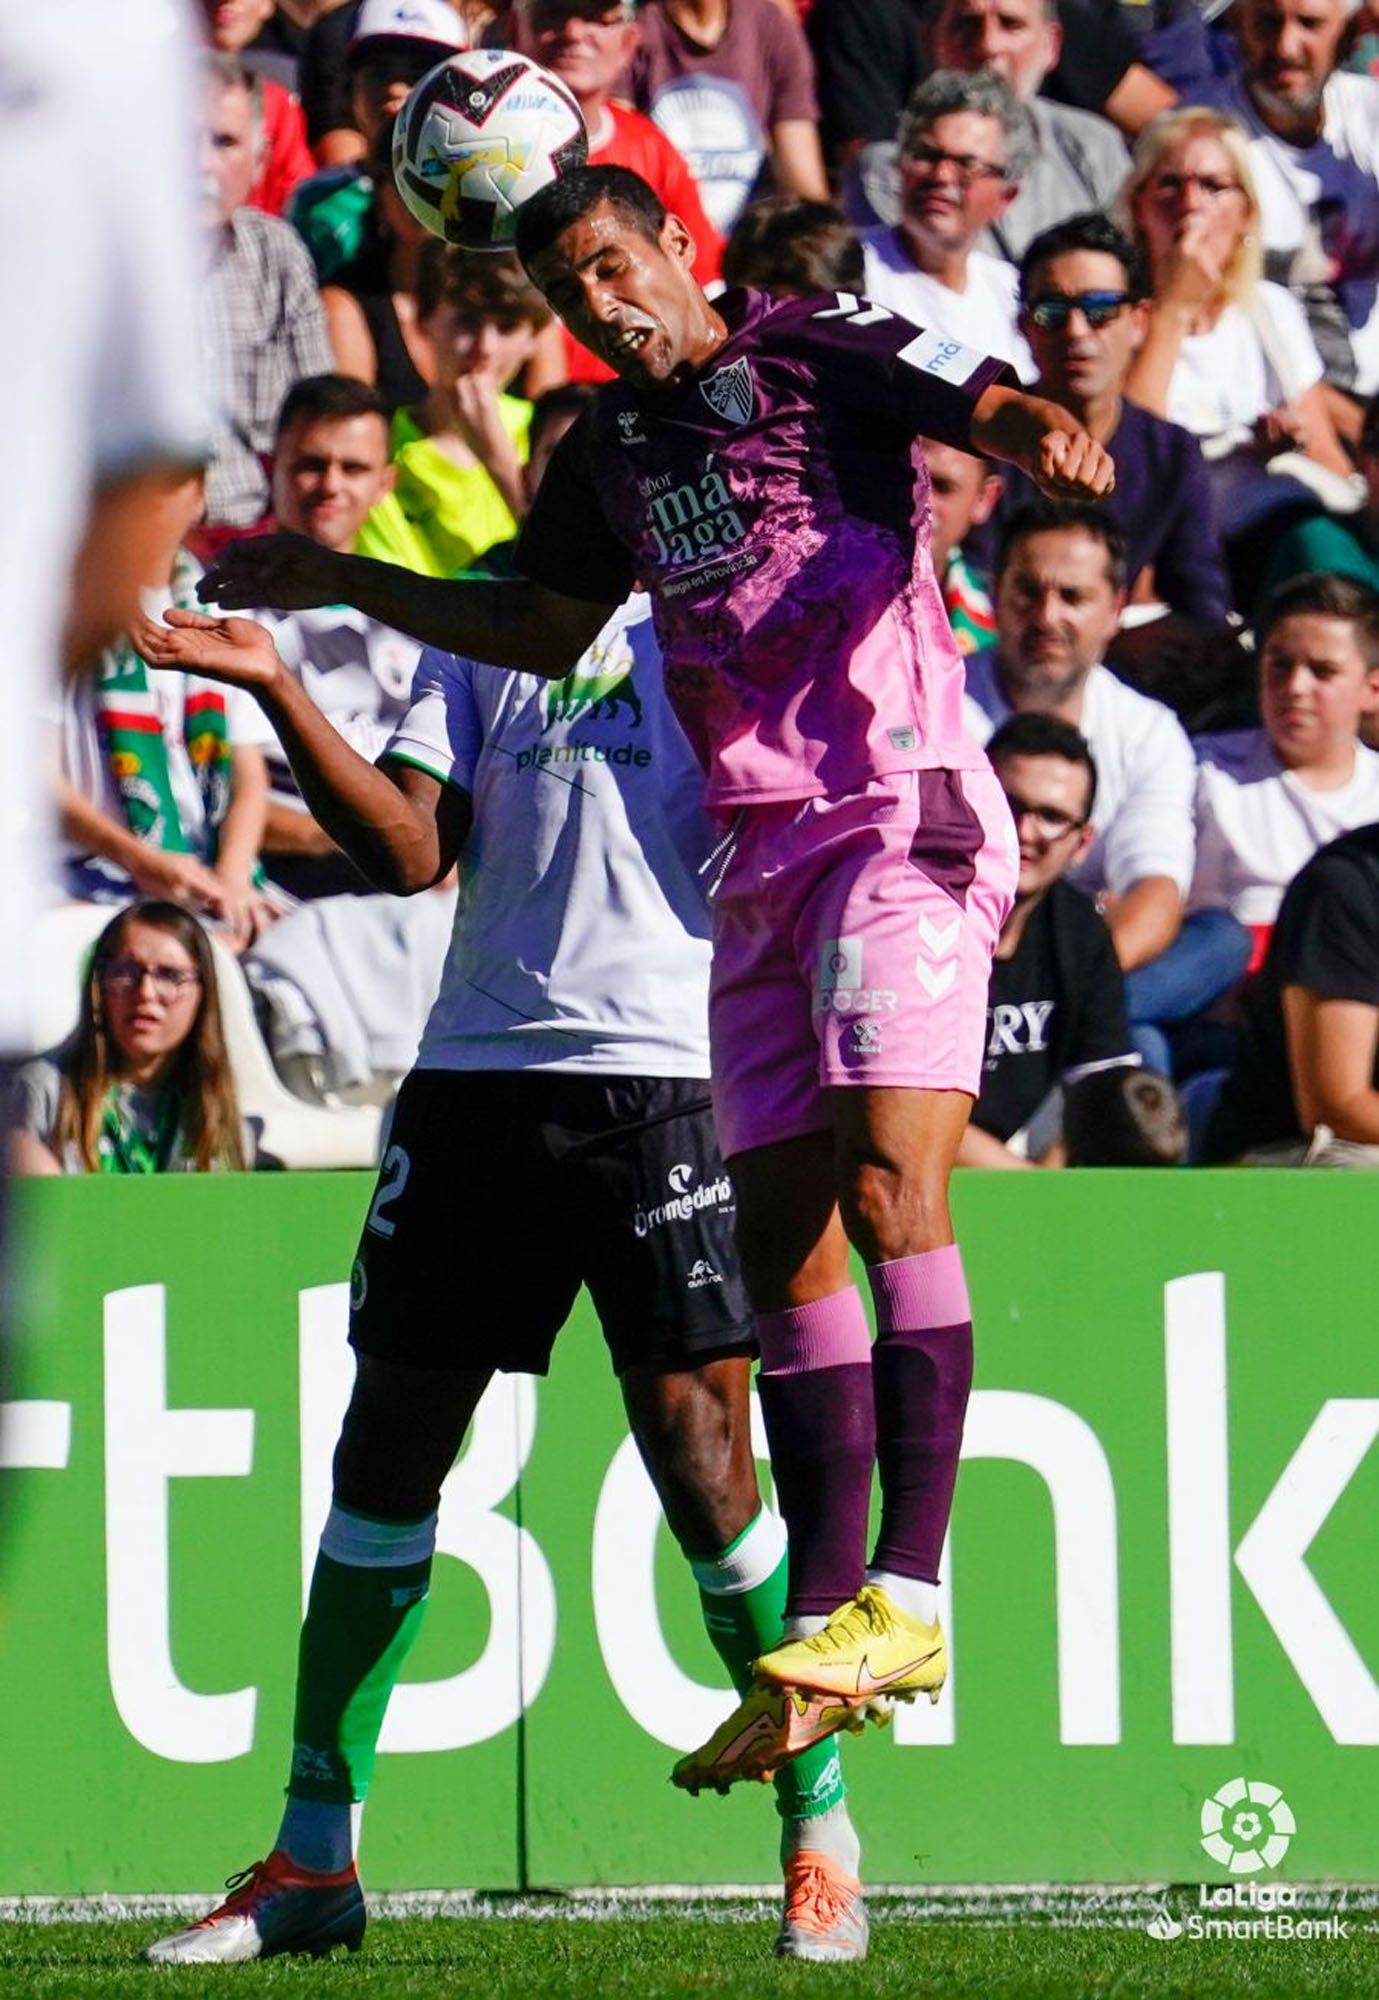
1, 1892, 1375, 2000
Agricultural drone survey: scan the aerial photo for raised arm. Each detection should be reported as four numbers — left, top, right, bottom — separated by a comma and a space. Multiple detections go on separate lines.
197, 535, 616, 681
137, 610, 470, 896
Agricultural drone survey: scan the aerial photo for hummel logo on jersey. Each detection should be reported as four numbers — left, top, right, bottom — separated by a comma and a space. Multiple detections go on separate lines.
699, 357, 755, 426
852, 1020, 883, 1055
617, 409, 647, 445
916, 910, 961, 998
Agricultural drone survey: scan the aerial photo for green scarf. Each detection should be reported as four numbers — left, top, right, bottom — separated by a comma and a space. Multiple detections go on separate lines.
93, 551, 231, 858
96, 1086, 181, 1175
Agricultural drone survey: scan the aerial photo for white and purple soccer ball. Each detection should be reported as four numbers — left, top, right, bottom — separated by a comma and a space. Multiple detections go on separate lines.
392, 48, 589, 251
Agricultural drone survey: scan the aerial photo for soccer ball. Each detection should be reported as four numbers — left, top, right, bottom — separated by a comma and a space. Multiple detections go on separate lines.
393, 49, 589, 251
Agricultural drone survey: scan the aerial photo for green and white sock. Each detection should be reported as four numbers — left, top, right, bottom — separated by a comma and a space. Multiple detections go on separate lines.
691, 1508, 852, 1830
277, 1503, 437, 1874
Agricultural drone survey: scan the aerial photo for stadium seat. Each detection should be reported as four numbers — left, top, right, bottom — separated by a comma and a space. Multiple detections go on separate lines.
31, 902, 383, 1171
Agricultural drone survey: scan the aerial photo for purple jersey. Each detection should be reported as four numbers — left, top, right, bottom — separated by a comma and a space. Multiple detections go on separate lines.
516, 287, 1014, 806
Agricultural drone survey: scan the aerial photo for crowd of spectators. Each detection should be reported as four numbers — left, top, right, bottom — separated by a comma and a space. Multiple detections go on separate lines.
28, 0, 1379, 1173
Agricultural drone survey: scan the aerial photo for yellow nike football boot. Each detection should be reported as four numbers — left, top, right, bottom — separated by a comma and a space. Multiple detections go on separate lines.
753, 1584, 947, 1709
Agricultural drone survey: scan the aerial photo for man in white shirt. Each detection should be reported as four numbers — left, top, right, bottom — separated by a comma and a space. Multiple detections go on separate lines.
860, 71, 1038, 381
1196, 0, 1379, 402
254, 375, 420, 901
964, 498, 1259, 1073
964, 499, 1195, 968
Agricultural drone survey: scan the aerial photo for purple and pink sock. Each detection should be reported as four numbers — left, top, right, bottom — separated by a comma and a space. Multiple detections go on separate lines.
866, 1243, 972, 1623
756, 1286, 875, 1620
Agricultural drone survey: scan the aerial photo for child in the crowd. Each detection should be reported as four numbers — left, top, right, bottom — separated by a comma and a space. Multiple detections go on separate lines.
356, 242, 552, 577
1190, 574, 1379, 972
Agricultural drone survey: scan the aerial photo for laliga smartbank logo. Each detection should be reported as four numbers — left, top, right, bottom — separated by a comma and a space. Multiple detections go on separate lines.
1146, 1779, 1349, 1944
1200, 1775, 1294, 1874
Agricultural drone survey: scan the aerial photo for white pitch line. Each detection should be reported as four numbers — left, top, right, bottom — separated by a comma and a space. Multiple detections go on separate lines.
2, 1885, 1377, 1927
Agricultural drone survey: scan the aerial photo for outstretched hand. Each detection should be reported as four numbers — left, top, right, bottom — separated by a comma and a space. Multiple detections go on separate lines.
196, 531, 342, 612
134, 607, 284, 692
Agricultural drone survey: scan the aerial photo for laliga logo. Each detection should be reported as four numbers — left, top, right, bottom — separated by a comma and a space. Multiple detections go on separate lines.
1201, 1777, 1295, 1874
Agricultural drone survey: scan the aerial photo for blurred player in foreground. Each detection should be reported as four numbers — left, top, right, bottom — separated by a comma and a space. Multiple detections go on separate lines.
0, 2, 208, 1472
141, 397, 867, 1966
158, 160, 1114, 1844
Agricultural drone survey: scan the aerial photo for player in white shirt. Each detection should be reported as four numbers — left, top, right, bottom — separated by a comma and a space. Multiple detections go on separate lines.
142, 613, 865, 1965
860, 71, 1037, 384
1191, 575, 1379, 938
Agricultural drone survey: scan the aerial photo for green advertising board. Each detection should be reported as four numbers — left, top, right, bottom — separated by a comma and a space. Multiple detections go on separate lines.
2, 1173, 1376, 1894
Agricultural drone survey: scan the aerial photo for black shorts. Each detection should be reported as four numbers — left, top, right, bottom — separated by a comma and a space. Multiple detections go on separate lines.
349, 1070, 756, 1378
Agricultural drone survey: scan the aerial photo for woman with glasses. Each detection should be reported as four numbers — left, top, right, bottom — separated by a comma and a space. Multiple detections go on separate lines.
12, 903, 247, 1175
1120, 106, 1354, 548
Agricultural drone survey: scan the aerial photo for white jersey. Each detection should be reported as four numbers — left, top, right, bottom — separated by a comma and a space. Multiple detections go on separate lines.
1190, 728, 1379, 926
964, 651, 1197, 896
254, 606, 423, 809
0, 0, 208, 1050
384, 598, 714, 1076
860, 230, 1037, 383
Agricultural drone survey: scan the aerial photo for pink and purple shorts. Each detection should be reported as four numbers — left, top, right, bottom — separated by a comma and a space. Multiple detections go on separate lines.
709, 766, 1017, 1159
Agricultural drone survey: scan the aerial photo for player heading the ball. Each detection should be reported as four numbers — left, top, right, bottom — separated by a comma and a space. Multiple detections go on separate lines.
156, 162, 1113, 1803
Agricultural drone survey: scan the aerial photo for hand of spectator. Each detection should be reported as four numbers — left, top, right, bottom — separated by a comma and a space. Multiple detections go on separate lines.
451, 370, 528, 519
135, 608, 285, 693
1158, 215, 1226, 314
1253, 402, 1311, 461
125, 844, 231, 922
196, 532, 345, 613
1033, 427, 1116, 502
212, 868, 277, 955
452, 369, 513, 463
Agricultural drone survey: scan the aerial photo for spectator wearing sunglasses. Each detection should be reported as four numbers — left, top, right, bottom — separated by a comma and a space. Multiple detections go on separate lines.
969, 213, 1230, 623
12, 903, 248, 1176
860, 71, 1038, 381
960, 712, 1138, 1167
